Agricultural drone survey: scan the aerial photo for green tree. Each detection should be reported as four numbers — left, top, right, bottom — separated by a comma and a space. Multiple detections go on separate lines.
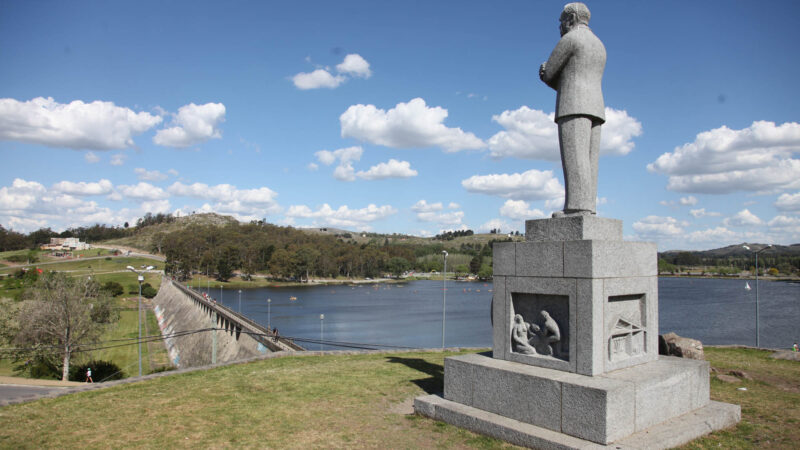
14, 272, 116, 380
469, 255, 482, 274
386, 257, 410, 277
478, 264, 493, 280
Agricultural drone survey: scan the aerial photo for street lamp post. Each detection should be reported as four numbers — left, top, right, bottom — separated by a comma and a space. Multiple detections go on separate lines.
442, 250, 448, 349
743, 244, 772, 347
320, 314, 325, 350
219, 285, 223, 304
238, 289, 242, 313
267, 298, 271, 331
127, 265, 154, 377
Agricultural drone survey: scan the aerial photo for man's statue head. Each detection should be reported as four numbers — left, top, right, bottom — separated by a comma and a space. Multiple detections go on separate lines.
559, 2, 591, 36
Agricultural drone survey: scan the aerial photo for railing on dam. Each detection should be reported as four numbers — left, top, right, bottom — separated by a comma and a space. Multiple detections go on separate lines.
170, 279, 305, 352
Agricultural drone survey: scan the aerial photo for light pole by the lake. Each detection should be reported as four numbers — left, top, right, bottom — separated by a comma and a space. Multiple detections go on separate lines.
267, 298, 271, 330
743, 244, 772, 347
219, 285, 223, 303
238, 289, 242, 313
320, 313, 325, 350
442, 250, 448, 349
127, 265, 154, 377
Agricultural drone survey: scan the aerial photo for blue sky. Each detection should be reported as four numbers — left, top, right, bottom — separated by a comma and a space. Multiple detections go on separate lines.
1, 0, 799, 250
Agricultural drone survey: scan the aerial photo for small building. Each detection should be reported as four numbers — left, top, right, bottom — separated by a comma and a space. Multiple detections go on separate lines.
40, 237, 91, 251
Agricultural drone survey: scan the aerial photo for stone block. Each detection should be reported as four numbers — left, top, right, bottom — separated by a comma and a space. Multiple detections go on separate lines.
413, 394, 440, 418
491, 276, 508, 358
526, 215, 622, 242
575, 278, 604, 375
515, 241, 564, 277
444, 356, 475, 406
563, 241, 657, 278
605, 357, 710, 432
470, 357, 563, 431
561, 376, 635, 443
493, 242, 516, 276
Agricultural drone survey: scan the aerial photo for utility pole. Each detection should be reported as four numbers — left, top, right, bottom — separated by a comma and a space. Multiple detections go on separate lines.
442, 250, 448, 349
127, 265, 153, 377
212, 309, 217, 364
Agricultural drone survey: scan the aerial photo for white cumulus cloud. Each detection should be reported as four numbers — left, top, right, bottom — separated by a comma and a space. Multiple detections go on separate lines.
486, 106, 642, 160
292, 69, 346, 90
679, 196, 698, 206
286, 203, 396, 229
292, 53, 372, 90
51, 179, 113, 196
336, 54, 371, 78
689, 208, 721, 218
110, 153, 126, 166
356, 159, 417, 180
315, 146, 363, 182
461, 169, 564, 201
134, 168, 169, 182
499, 199, 546, 220
775, 192, 800, 212
84, 152, 100, 163
153, 102, 226, 148
117, 182, 169, 201
632, 216, 686, 238
647, 121, 800, 193
478, 219, 511, 234
723, 209, 763, 227
411, 200, 443, 213
0, 97, 161, 150
340, 98, 485, 152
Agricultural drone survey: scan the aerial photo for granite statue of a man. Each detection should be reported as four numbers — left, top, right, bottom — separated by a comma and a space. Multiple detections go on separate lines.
539, 2, 606, 217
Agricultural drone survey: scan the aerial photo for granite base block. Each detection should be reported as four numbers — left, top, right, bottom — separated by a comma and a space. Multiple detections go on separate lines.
526, 216, 622, 242
414, 394, 740, 450
439, 353, 731, 445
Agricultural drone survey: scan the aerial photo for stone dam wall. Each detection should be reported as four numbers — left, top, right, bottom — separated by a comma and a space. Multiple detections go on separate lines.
152, 279, 297, 368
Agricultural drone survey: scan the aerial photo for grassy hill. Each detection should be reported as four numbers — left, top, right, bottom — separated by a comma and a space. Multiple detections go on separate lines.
0, 347, 797, 448
102, 212, 523, 254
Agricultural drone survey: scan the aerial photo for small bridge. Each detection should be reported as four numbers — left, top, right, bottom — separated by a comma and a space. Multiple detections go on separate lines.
171, 280, 304, 352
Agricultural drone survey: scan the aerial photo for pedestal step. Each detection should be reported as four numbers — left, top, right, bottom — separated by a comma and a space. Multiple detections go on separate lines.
414, 394, 740, 450
435, 353, 731, 445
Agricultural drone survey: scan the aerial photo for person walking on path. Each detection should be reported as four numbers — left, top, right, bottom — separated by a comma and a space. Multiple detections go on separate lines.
85, 367, 93, 383
793, 342, 799, 352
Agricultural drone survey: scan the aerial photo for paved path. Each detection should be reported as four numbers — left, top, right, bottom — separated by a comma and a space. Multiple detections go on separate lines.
0, 384, 71, 403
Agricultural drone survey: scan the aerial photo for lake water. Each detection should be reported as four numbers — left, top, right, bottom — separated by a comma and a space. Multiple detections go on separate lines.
198, 278, 799, 351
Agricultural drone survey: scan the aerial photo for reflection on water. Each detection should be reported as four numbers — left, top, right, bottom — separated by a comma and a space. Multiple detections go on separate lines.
201, 278, 799, 351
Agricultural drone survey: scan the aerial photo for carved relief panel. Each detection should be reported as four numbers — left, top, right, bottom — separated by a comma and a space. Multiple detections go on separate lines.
510, 293, 569, 362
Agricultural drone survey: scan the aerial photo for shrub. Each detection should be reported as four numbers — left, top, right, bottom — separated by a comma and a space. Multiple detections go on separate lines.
69, 360, 125, 382
101, 281, 124, 297
141, 283, 158, 299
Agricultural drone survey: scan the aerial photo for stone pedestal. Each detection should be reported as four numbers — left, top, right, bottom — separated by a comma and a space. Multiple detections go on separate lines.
415, 216, 740, 448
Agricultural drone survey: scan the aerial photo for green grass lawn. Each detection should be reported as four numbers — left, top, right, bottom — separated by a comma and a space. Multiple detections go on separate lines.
0, 347, 796, 448
681, 347, 800, 449
90, 306, 171, 379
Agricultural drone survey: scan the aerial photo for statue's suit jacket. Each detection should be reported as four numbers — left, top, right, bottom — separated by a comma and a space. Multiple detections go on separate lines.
541, 24, 606, 123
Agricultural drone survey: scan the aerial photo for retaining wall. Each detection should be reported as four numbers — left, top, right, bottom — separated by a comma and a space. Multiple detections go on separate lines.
152, 279, 273, 368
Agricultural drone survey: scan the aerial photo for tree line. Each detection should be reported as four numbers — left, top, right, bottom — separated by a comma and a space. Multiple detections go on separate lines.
156, 221, 499, 281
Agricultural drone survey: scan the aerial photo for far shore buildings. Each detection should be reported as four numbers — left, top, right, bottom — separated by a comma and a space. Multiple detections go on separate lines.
40, 237, 91, 251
